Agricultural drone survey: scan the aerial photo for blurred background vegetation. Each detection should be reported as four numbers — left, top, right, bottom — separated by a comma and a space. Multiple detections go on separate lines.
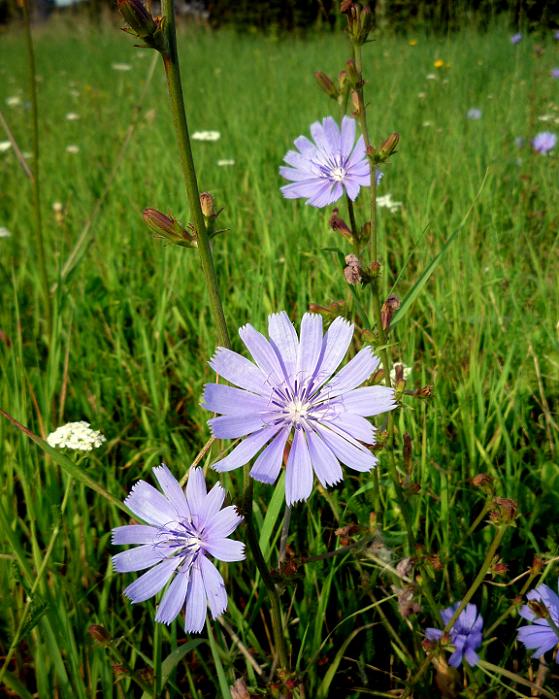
1, 0, 558, 34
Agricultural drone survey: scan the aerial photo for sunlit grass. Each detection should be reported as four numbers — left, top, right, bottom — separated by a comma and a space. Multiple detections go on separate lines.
0, 16, 558, 697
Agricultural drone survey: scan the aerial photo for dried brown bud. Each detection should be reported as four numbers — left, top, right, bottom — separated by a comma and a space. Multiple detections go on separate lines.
335, 522, 360, 546
426, 553, 443, 571
344, 254, 362, 285
490, 497, 518, 524
314, 71, 338, 100
351, 90, 361, 115
346, 59, 362, 87
381, 294, 401, 330
392, 584, 421, 618
88, 624, 111, 646
340, 0, 355, 14
200, 192, 216, 218
471, 473, 494, 491
112, 664, 128, 677
230, 678, 251, 699
531, 556, 544, 574
490, 557, 508, 577
329, 208, 353, 242
414, 385, 433, 399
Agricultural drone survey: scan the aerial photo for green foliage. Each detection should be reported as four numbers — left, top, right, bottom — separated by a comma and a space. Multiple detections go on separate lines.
0, 15, 558, 698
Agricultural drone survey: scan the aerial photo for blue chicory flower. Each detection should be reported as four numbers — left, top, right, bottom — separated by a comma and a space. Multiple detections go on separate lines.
551, 68, 559, 79
466, 108, 482, 120
112, 465, 244, 633
532, 132, 557, 154
517, 579, 559, 661
203, 311, 396, 506
425, 602, 484, 668
511, 32, 523, 44
280, 116, 380, 207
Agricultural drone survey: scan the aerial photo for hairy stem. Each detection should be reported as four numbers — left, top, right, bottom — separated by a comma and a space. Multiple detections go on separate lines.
160, 0, 230, 349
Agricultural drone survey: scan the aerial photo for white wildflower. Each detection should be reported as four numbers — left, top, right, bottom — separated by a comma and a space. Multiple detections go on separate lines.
217, 158, 235, 166
66, 144, 80, 154
377, 194, 403, 213
65, 112, 80, 121
0, 141, 11, 153
192, 130, 221, 142
46, 421, 106, 452
0, 227, 12, 238
6, 95, 21, 107
426, 73, 437, 80
112, 63, 132, 71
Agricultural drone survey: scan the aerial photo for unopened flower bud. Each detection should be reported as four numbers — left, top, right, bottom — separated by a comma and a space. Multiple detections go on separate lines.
351, 90, 361, 114
490, 557, 508, 577
314, 71, 338, 100
414, 385, 433, 399
531, 556, 544, 574
199, 192, 216, 218
381, 294, 400, 330
345, 59, 362, 87
379, 132, 400, 160
338, 70, 348, 91
143, 208, 195, 247
117, 0, 156, 39
88, 624, 111, 646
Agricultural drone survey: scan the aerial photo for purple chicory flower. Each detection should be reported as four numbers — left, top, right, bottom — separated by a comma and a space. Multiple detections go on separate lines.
112, 465, 244, 633
203, 311, 396, 506
466, 108, 482, 120
554, 30, 559, 40
280, 116, 381, 208
551, 68, 559, 79
425, 602, 484, 668
532, 132, 557, 154
517, 579, 559, 661
511, 32, 523, 44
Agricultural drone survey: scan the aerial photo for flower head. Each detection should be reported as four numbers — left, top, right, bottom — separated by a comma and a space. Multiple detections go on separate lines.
47, 421, 106, 451
532, 132, 557, 154
551, 68, 559, 79
66, 144, 80, 154
203, 311, 396, 506
511, 32, 523, 44
376, 193, 402, 213
467, 108, 482, 120
113, 465, 244, 633
425, 602, 484, 668
280, 116, 375, 208
517, 579, 559, 661
0, 141, 11, 153
192, 130, 220, 142
0, 227, 11, 238
111, 62, 132, 71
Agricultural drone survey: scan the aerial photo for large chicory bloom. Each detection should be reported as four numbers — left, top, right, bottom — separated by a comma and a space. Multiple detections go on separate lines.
425, 602, 484, 668
517, 579, 559, 661
112, 465, 244, 633
280, 116, 377, 208
203, 311, 396, 506
532, 132, 557, 154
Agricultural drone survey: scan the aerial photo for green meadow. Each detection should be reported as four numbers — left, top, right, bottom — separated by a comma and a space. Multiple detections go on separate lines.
0, 14, 558, 698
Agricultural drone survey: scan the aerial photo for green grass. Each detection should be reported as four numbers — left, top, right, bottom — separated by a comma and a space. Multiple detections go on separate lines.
0, 14, 558, 698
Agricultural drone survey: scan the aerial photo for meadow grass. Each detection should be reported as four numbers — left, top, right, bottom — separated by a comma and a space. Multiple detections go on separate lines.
0, 15, 558, 698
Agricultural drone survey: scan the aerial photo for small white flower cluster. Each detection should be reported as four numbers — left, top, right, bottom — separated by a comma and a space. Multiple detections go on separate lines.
47, 421, 106, 452
192, 130, 220, 142
377, 194, 403, 214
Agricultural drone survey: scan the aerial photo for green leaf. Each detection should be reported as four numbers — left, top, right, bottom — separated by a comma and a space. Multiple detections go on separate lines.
259, 472, 285, 561
316, 624, 374, 699
140, 639, 205, 698
0, 408, 126, 512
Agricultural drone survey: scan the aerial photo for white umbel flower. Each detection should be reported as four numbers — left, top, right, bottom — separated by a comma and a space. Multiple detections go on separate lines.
192, 130, 220, 142
377, 194, 403, 214
47, 421, 106, 451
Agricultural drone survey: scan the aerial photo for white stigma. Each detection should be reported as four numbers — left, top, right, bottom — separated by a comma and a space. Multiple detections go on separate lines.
331, 166, 346, 182
184, 535, 201, 552
287, 399, 309, 424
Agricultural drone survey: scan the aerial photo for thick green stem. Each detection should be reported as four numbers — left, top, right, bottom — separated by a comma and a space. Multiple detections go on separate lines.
22, 0, 51, 338
404, 525, 508, 695
160, 0, 230, 349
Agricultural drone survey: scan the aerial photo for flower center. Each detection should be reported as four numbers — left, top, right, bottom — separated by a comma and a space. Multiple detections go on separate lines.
287, 398, 309, 424
330, 166, 346, 182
